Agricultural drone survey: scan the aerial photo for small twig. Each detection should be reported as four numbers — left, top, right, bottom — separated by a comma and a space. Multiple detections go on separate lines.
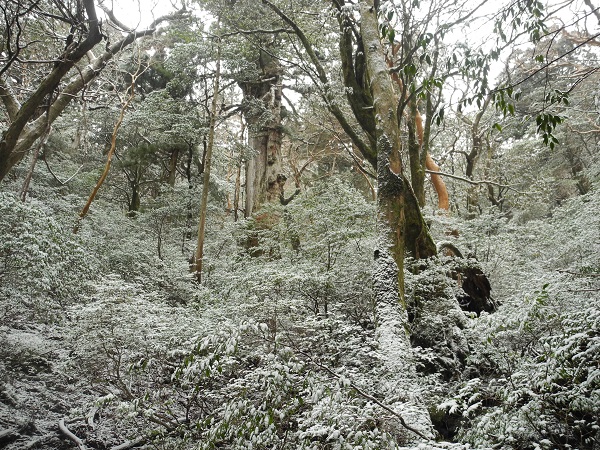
557, 269, 600, 277
42, 156, 83, 185
58, 418, 87, 450
86, 407, 98, 430
111, 437, 146, 450
425, 170, 525, 193
97, 3, 134, 32
219, 27, 292, 38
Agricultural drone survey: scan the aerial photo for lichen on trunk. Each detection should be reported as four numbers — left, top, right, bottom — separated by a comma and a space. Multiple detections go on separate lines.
240, 49, 286, 218
361, 1, 435, 440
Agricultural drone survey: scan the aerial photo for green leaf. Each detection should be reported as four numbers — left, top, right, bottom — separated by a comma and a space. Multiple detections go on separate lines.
388, 28, 395, 43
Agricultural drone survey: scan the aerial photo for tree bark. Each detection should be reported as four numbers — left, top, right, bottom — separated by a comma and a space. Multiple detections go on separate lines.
194, 39, 221, 282
425, 153, 449, 210
240, 49, 285, 217
408, 102, 426, 206
361, 1, 435, 441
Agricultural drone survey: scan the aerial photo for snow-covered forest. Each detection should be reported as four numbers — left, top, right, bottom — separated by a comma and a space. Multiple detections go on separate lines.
1, 0, 599, 449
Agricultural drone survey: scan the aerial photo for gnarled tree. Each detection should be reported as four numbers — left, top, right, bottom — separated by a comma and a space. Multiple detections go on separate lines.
0, 0, 186, 182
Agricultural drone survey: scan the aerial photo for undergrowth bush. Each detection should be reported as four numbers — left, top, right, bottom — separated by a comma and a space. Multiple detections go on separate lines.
442, 285, 600, 449
69, 276, 402, 448
0, 193, 95, 325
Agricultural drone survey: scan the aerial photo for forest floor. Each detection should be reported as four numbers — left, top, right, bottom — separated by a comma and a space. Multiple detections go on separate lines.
1, 188, 599, 449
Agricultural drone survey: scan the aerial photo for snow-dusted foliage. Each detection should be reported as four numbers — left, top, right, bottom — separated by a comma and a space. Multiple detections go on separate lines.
433, 190, 600, 448
0, 192, 95, 325
2, 0, 599, 447
404, 257, 469, 380
3, 165, 599, 450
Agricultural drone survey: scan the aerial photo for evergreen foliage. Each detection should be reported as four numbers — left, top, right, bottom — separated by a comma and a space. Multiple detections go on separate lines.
1, 0, 599, 449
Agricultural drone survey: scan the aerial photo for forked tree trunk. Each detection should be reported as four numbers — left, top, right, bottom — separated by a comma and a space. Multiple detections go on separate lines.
387, 48, 449, 212
360, 2, 435, 441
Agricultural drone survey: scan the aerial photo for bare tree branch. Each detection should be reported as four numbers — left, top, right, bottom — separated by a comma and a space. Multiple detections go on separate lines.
0, 5, 188, 182
97, 2, 134, 32
425, 169, 525, 193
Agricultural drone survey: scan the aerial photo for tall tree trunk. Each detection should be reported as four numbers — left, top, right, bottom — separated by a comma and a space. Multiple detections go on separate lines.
240, 49, 285, 217
360, 2, 435, 441
75, 74, 139, 232
234, 164, 241, 222
193, 39, 221, 282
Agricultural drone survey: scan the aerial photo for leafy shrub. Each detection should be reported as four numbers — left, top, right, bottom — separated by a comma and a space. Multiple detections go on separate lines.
0, 193, 95, 325
444, 286, 600, 449
86, 318, 399, 449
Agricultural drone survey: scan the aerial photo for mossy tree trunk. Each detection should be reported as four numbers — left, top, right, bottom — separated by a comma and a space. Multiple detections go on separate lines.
240, 48, 285, 217
360, 1, 435, 441
333, 1, 437, 264
408, 103, 426, 207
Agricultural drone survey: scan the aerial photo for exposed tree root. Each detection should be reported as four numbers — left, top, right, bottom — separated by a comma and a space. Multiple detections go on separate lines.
58, 418, 87, 450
